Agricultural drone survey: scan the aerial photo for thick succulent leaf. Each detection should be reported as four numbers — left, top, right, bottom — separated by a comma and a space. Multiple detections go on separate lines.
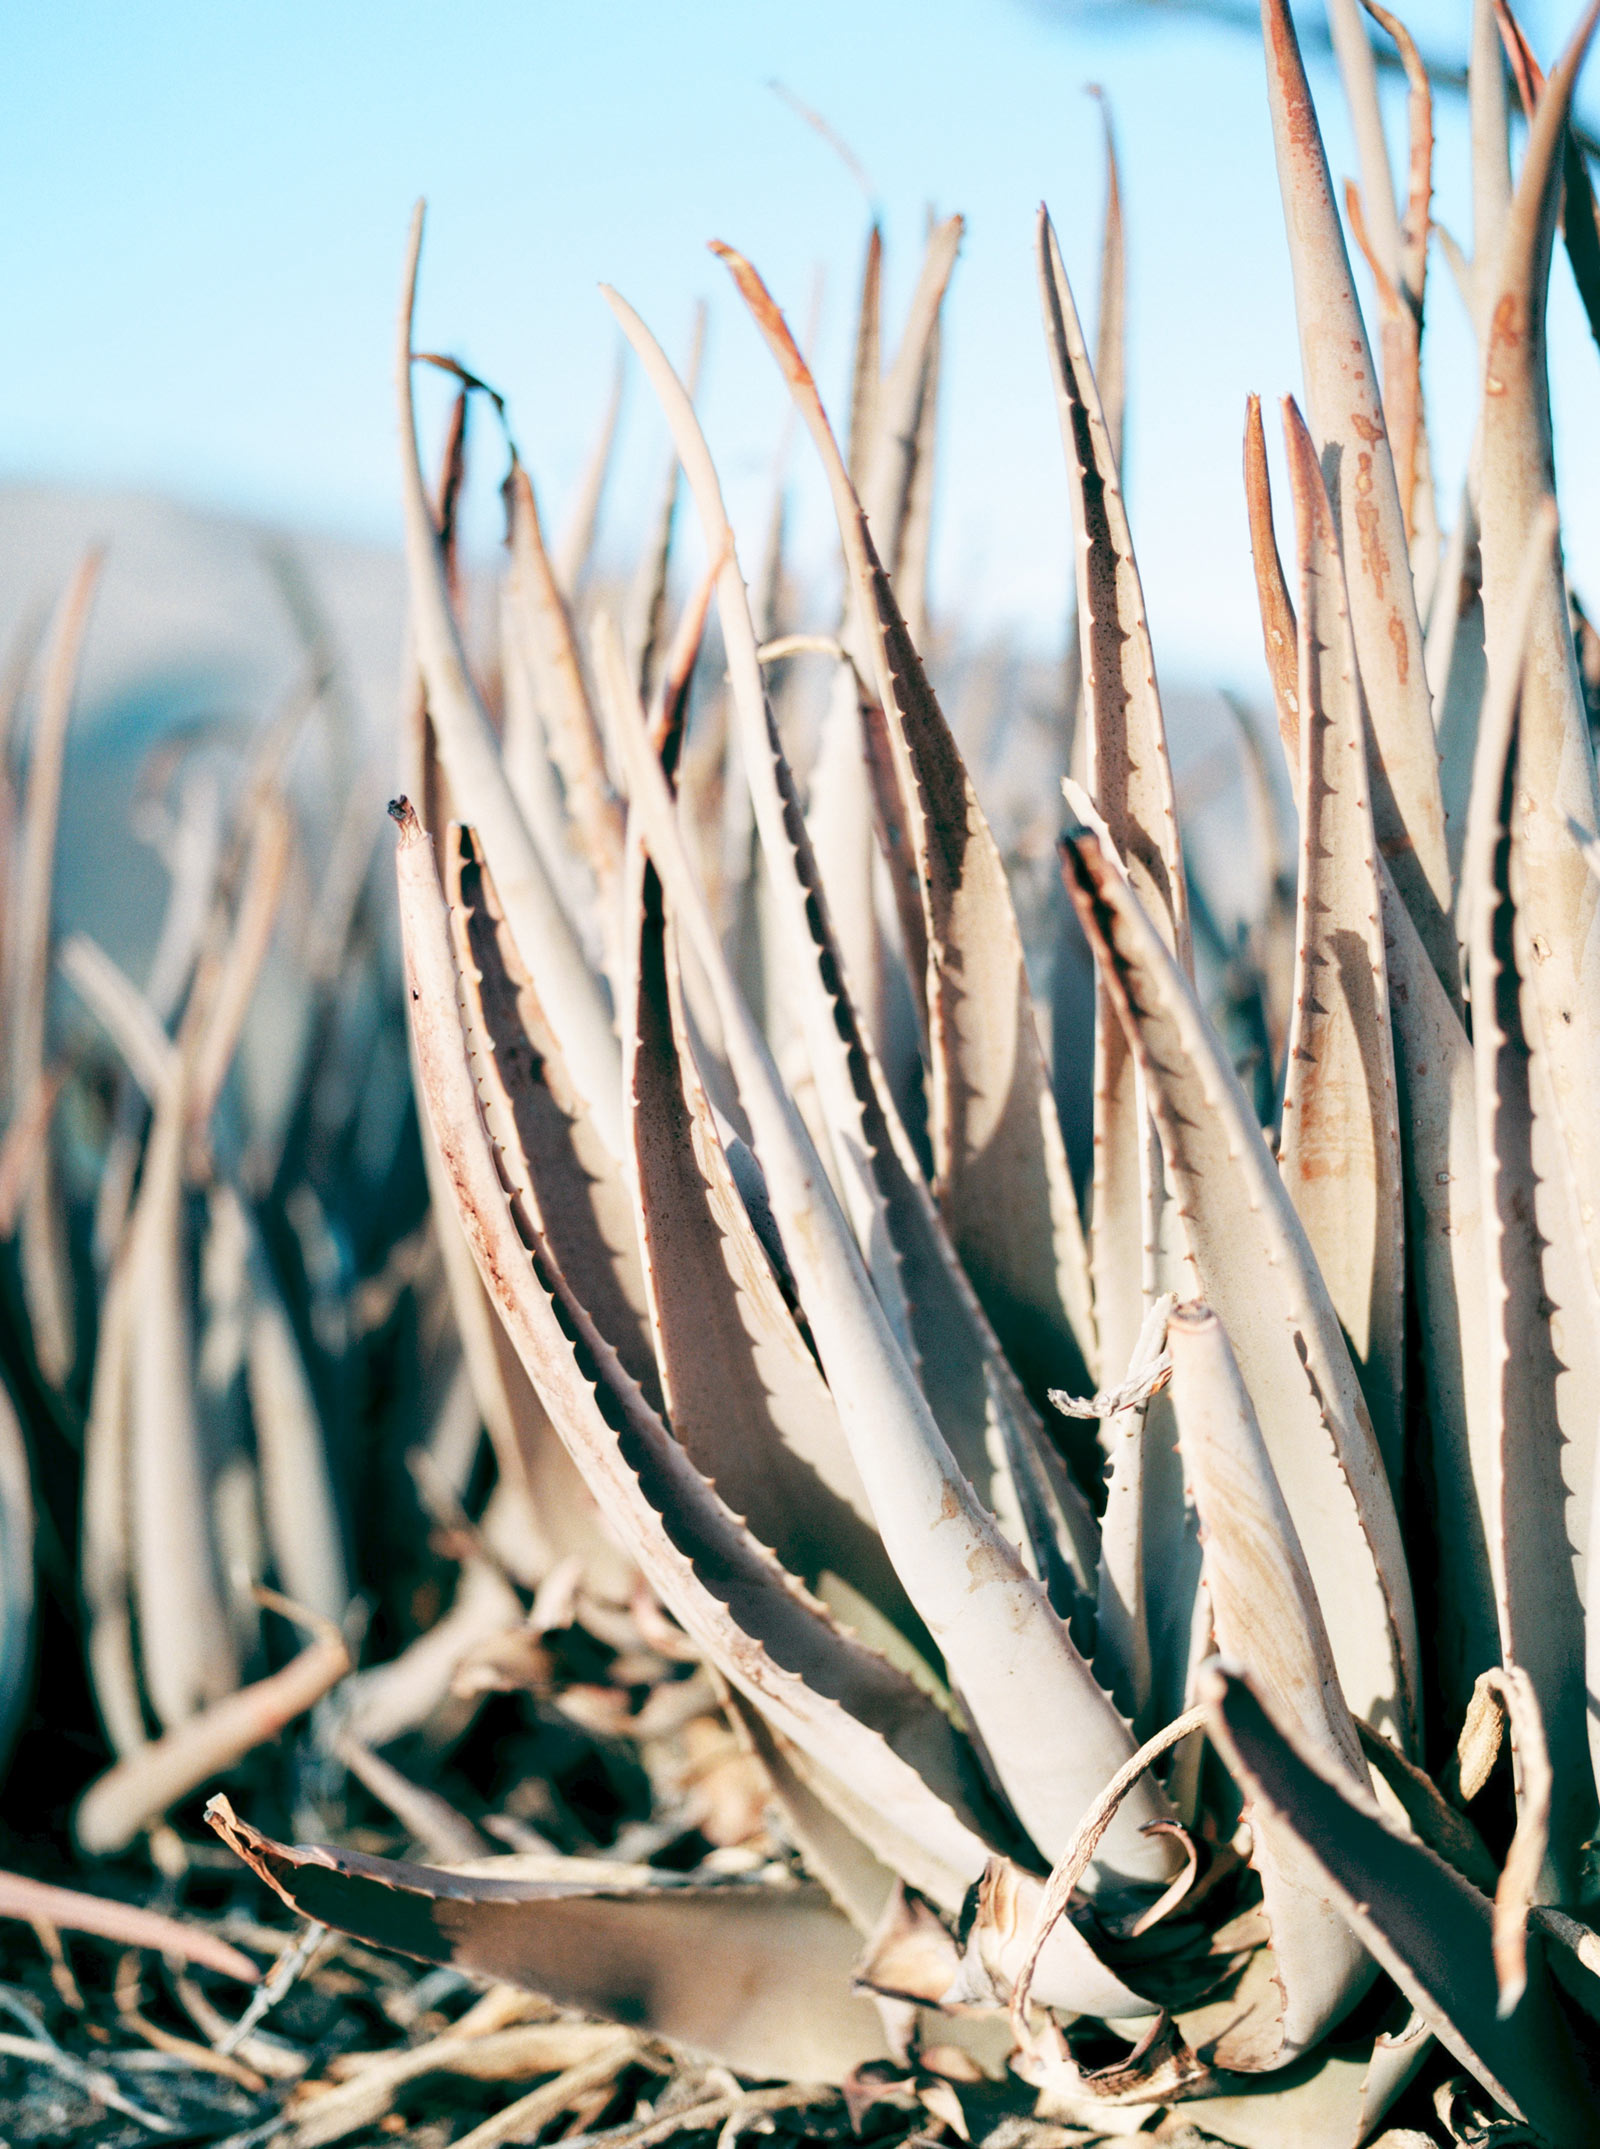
1327, 0, 1403, 287
1354, 1718, 1499, 1894
205, 1802, 890, 2084
854, 671, 932, 1049
1343, 3, 1435, 574
602, 281, 1093, 1601
76, 1614, 349, 1856
601, 284, 918, 1363
1049, 851, 1097, 1212
393, 799, 1003, 1910
1061, 833, 1419, 1749
1221, 692, 1298, 1078
504, 458, 624, 921
1427, 483, 1488, 892
1163, 2011, 1431, 2149
396, 206, 622, 1156
596, 650, 1175, 1888
846, 224, 881, 496
1090, 88, 1126, 474
1204, 1666, 1595, 2141
80, 1247, 143, 1758
804, 664, 896, 1085
1092, 1352, 1155, 1726
894, 300, 941, 654
127, 1066, 238, 1728
861, 216, 960, 584
0, 1372, 34, 1779
1378, 864, 1499, 1722
187, 788, 292, 1141
749, 1719, 1158, 2023
1277, 399, 1406, 1489
723, 1692, 897, 1934
410, 646, 629, 1604
1462, 510, 1598, 1888
1035, 213, 1188, 970
6, 551, 100, 1112
239, 1198, 350, 1628
498, 592, 595, 952
1170, 1311, 1368, 1789
1037, 207, 1187, 1397
953, 1855, 1160, 2022
1470, 0, 1513, 321
8, 551, 101, 1387
1168, 1303, 1374, 2066
1493, 0, 1600, 361
1243, 394, 1300, 765
621, 836, 924, 1645
447, 827, 660, 1409
803, 213, 913, 1100
1559, 120, 1600, 357
715, 241, 1096, 1404
625, 303, 703, 701
403, 671, 628, 1598
1476, 4, 1600, 1406
419, 1101, 632, 1599
1258, 0, 1455, 996
552, 350, 623, 599
59, 935, 176, 1103
0, 607, 43, 988
1092, 1298, 1191, 1733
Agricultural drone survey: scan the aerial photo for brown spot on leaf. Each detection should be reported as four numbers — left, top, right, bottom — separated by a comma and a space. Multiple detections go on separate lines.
1352, 452, 1388, 597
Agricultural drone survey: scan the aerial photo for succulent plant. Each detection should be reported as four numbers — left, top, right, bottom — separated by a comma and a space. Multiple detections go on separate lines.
12, 0, 1588, 2140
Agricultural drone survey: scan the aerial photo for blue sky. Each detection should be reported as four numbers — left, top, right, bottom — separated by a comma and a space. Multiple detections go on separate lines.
3, 0, 1598, 684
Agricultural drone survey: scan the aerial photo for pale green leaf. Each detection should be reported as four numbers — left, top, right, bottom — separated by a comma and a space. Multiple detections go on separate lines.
1204, 1666, 1593, 2141
1061, 832, 1418, 1749
1259, 0, 1455, 996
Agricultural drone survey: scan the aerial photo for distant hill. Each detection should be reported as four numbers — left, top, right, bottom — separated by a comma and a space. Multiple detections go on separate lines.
0, 481, 406, 748
0, 482, 408, 990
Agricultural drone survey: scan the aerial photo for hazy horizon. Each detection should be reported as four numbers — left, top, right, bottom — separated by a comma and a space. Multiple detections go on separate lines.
6, 0, 1600, 689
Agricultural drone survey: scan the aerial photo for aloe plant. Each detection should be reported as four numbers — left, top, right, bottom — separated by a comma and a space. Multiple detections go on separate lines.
179, 0, 1600, 2139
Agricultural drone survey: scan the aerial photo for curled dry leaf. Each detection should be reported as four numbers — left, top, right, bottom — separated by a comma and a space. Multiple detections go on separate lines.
205, 1799, 889, 2083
